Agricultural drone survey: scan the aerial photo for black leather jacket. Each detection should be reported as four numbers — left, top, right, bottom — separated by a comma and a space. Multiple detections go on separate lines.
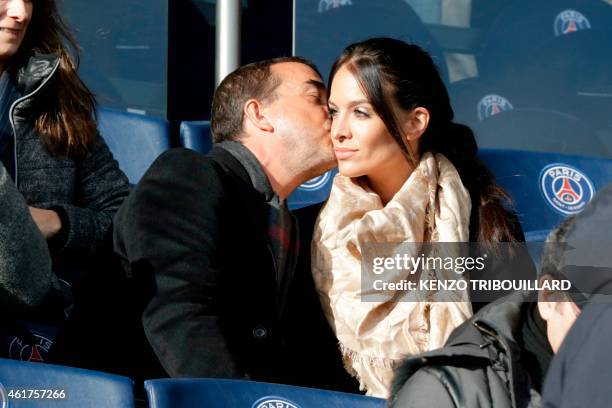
10, 53, 130, 263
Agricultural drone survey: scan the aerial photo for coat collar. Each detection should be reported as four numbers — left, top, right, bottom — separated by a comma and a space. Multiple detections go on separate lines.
14, 53, 61, 96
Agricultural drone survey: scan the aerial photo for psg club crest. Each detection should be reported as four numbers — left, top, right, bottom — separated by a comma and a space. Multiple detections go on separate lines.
318, 0, 352, 13
554, 10, 591, 37
252, 397, 301, 408
8, 332, 53, 362
298, 170, 332, 192
477, 94, 513, 121
540, 164, 595, 215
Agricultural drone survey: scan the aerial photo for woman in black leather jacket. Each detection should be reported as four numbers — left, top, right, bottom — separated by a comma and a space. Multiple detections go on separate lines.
0, 0, 129, 359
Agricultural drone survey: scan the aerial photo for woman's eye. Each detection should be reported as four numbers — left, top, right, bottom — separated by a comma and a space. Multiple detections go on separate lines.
354, 109, 370, 118
328, 108, 338, 117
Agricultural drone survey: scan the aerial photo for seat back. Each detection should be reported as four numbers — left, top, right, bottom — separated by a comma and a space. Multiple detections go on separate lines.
144, 378, 385, 408
295, 0, 447, 83
288, 169, 337, 210
179, 121, 213, 154
472, 108, 608, 158
98, 107, 170, 184
478, 0, 612, 77
478, 149, 612, 242
0, 358, 135, 408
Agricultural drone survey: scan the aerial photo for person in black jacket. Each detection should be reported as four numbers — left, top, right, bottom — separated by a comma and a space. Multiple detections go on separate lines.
113, 56, 357, 389
542, 302, 612, 408
541, 184, 612, 408
0, 0, 129, 361
390, 184, 612, 408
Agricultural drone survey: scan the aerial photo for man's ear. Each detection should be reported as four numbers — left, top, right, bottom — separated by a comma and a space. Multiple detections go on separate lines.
244, 99, 274, 132
404, 107, 430, 141
538, 293, 556, 322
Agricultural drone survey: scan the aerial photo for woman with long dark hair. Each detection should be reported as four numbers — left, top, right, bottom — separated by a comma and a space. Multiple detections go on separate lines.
0, 0, 129, 347
311, 38, 524, 397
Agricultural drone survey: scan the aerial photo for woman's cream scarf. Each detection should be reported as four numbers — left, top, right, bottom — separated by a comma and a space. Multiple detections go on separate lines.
312, 152, 473, 398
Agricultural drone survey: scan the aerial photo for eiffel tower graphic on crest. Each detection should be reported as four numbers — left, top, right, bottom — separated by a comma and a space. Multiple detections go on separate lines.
564, 19, 578, 34
556, 178, 580, 203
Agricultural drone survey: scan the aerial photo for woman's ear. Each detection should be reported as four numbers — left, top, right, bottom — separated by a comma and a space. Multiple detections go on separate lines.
404, 107, 430, 141
244, 99, 274, 133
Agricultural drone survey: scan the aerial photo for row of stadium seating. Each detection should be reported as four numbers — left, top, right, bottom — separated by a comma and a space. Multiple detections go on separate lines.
0, 358, 384, 408
298, 0, 612, 158
98, 107, 612, 247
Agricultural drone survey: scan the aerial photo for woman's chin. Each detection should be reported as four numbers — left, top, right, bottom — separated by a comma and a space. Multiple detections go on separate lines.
337, 163, 365, 178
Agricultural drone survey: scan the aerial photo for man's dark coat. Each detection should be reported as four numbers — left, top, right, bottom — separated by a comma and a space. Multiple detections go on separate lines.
113, 147, 357, 391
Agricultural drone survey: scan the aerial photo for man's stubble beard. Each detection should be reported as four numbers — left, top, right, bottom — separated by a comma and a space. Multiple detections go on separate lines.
284, 132, 335, 186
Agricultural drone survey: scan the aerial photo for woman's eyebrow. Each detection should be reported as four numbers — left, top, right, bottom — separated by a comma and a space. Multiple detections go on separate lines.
329, 99, 370, 107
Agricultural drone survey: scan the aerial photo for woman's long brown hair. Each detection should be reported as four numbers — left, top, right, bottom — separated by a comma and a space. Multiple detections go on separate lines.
14, 0, 97, 159
329, 38, 519, 245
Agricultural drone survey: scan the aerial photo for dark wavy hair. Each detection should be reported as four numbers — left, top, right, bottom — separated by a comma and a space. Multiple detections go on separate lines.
11, 0, 97, 159
329, 37, 518, 244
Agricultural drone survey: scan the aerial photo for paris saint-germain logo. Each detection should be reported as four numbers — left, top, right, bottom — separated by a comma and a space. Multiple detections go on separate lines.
540, 164, 595, 215
318, 0, 352, 13
8, 332, 53, 362
252, 396, 301, 408
298, 170, 332, 192
477, 94, 513, 121
554, 10, 591, 37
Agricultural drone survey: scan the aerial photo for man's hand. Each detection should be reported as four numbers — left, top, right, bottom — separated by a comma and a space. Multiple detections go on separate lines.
28, 207, 62, 239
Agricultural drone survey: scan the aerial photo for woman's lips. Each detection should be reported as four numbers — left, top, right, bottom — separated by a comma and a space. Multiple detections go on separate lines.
334, 148, 358, 159
0, 27, 21, 37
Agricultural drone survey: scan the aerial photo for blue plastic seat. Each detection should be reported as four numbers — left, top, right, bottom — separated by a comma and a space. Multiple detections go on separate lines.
295, 0, 448, 84
478, 149, 612, 242
471, 1, 612, 149
98, 106, 171, 184
478, 0, 612, 78
472, 108, 608, 158
144, 378, 385, 408
0, 358, 135, 407
179, 121, 212, 154
288, 169, 337, 210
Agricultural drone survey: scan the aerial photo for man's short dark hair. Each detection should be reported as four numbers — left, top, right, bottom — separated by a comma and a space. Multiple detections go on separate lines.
210, 56, 321, 143
541, 215, 576, 279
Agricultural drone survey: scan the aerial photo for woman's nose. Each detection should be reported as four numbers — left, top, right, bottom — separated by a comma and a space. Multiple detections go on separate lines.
331, 115, 350, 141
6, 0, 29, 22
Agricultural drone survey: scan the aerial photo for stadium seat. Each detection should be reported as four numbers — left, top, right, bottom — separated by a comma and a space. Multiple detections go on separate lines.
477, 149, 612, 242
295, 0, 448, 83
0, 321, 61, 365
474, 1, 612, 140
144, 378, 385, 408
449, 77, 524, 129
0, 358, 135, 408
472, 108, 608, 158
179, 121, 213, 154
288, 169, 337, 210
98, 106, 171, 184
478, 0, 612, 78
